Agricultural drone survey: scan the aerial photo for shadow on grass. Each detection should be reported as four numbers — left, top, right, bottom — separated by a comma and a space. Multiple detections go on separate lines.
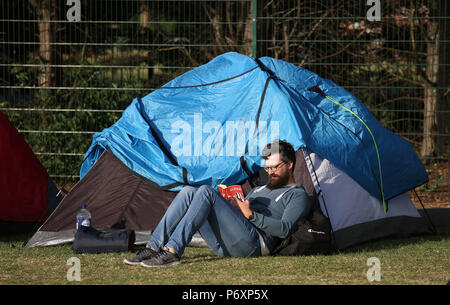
338, 228, 450, 254
127, 243, 224, 265
0, 233, 32, 247
2, 228, 449, 262
182, 256, 223, 265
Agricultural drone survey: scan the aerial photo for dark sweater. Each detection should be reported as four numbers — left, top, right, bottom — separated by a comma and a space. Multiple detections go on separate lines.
246, 183, 311, 253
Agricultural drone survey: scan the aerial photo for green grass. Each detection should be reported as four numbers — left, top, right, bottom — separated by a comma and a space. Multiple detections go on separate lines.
1, 230, 449, 285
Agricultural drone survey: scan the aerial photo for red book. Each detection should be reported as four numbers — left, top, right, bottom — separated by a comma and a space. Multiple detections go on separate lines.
217, 184, 245, 202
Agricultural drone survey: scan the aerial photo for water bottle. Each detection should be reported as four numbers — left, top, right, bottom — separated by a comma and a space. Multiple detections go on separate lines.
76, 204, 91, 229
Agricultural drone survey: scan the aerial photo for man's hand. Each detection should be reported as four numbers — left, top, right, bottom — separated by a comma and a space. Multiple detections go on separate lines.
229, 196, 252, 220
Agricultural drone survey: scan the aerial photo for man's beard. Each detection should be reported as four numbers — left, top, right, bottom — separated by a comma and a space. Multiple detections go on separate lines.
267, 172, 290, 190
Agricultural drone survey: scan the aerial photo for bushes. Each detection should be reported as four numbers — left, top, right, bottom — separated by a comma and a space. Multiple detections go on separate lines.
3, 65, 145, 185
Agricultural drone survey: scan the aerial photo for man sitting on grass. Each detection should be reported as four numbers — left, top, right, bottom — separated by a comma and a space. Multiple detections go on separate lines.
124, 139, 311, 267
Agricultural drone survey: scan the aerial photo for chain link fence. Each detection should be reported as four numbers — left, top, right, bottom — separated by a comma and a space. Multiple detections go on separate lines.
1, 0, 448, 206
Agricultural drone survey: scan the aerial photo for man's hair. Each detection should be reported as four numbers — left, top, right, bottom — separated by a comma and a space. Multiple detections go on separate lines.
261, 139, 296, 171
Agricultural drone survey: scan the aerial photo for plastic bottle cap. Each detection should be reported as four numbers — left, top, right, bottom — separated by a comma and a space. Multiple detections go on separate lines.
81, 204, 87, 209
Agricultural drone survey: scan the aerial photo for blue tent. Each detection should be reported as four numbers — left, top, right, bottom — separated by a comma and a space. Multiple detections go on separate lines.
80, 52, 428, 211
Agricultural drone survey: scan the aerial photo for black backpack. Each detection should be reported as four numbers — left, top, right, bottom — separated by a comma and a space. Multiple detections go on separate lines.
272, 208, 333, 256
72, 226, 135, 254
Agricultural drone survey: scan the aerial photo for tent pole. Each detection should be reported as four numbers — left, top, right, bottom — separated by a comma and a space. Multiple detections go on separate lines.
413, 189, 437, 234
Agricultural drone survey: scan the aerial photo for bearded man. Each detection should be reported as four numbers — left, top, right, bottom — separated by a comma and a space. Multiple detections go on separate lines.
124, 139, 311, 267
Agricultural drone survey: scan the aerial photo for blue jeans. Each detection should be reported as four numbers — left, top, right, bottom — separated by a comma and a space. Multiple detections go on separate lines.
148, 185, 261, 258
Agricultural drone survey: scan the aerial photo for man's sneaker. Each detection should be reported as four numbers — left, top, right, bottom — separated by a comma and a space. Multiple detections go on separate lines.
123, 247, 158, 265
140, 247, 181, 268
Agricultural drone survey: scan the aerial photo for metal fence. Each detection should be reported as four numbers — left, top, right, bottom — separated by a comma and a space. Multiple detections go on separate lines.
1, 0, 448, 206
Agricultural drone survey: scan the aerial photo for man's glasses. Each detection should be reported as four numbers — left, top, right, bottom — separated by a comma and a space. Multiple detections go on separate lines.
264, 161, 286, 173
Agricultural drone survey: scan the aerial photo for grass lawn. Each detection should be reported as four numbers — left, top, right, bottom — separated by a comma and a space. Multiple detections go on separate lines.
0, 229, 449, 285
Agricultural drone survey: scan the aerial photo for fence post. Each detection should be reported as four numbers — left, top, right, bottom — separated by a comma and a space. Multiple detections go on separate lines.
252, 0, 257, 58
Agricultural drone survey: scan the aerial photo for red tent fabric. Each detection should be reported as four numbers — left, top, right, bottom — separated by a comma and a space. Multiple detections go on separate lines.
0, 111, 50, 222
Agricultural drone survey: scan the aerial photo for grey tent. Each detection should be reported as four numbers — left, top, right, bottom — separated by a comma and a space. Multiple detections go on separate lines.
300, 148, 431, 249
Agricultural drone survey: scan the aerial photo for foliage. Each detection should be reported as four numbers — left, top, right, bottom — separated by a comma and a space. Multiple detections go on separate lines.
0, 0, 448, 186
3, 65, 145, 184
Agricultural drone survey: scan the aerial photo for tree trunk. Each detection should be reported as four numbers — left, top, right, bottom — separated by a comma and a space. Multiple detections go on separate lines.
242, 1, 253, 56
420, 5, 439, 158
30, 0, 55, 88
139, 2, 149, 32
437, 0, 450, 159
